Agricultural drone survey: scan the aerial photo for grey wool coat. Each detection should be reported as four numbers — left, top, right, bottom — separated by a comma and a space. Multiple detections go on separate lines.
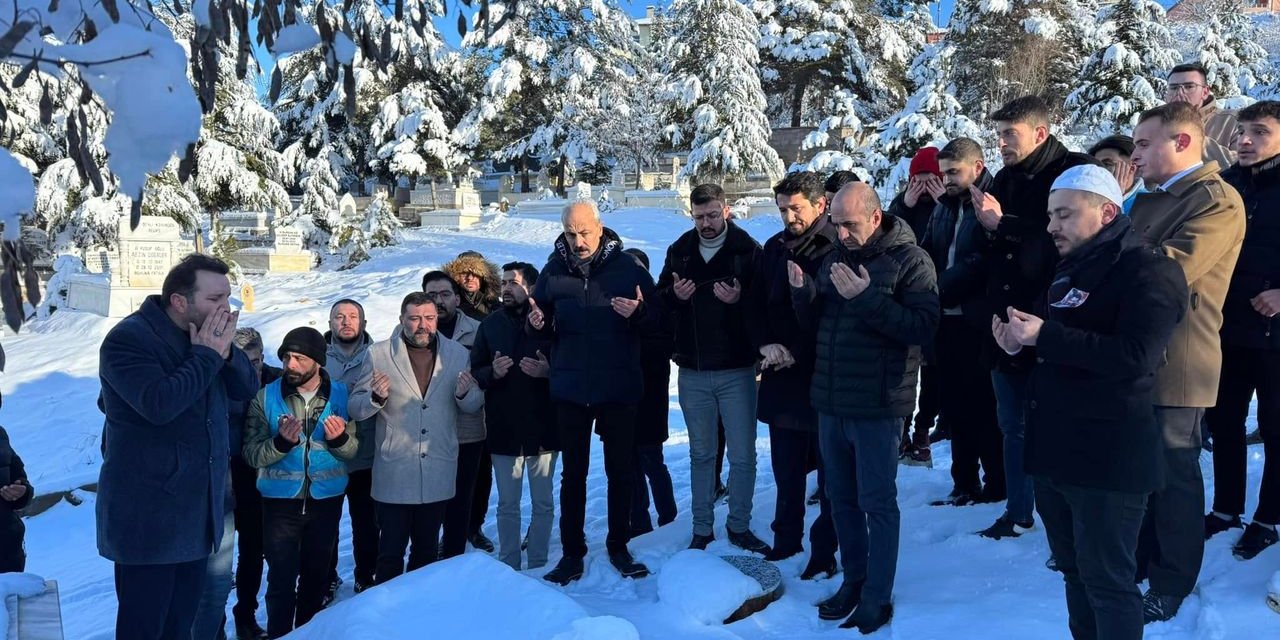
445, 312, 486, 444
367, 327, 484, 505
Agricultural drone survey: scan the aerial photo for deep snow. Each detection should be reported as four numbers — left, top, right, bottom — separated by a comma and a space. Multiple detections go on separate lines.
5, 208, 1278, 639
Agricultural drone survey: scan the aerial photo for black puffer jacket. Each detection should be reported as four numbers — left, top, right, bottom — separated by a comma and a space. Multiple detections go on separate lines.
0, 425, 32, 571
472, 305, 557, 456
792, 216, 939, 419
657, 222, 762, 371
922, 169, 995, 318
748, 216, 840, 429
1024, 218, 1188, 493
1220, 156, 1280, 350
982, 136, 1099, 369
531, 228, 658, 406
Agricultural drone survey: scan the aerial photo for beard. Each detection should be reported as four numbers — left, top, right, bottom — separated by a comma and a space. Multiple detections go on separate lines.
285, 366, 319, 386
405, 328, 433, 348
335, 328, 361, 344
501, 293, 524, 308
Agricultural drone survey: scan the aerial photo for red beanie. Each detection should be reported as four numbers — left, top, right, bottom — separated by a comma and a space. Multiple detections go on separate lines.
909, 147, 942, 178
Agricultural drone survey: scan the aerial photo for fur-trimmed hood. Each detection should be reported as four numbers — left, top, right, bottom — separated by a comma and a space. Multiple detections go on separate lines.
442, 254, 501, 301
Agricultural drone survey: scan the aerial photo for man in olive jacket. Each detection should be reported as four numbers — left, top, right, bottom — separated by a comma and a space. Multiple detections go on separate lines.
790, 182, 939, 633
365, 293, 483, 584
1129, 101, 1246, 623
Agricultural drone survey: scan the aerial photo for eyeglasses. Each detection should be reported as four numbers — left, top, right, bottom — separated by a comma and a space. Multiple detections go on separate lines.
422, 290, 455, 301
1166, 82, 1205, 95
691, 213, 723, 223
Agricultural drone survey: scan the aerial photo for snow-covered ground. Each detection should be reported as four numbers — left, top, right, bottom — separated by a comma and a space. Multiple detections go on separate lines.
6, 208, 1278, 639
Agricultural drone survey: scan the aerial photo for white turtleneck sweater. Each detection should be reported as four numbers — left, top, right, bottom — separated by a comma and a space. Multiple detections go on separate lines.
699, 224, 728, 262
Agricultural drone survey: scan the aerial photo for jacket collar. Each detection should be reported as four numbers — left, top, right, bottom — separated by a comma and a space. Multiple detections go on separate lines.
1006, 135, 1069, 177
836, 215, 914, 261
1224, 154, 1280, 186
677, 220, 754, 254
324, 330, 373, 361
554, 227, 623, 275
1163, 161, 1222, 198
1056, 215, 1133, 275
279, 367, 333, 404
138, 295, 196, 358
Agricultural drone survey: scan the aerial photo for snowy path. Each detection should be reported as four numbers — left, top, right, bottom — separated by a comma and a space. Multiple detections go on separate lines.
8, 210, 1278, 638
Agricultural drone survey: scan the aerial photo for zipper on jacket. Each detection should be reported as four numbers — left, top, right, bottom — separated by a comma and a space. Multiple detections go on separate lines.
301, 405, 310, 516
583, 275, 592, 408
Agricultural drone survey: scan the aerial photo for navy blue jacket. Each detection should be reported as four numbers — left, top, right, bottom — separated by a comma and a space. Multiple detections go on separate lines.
0, 425, 31, 567
531, 228, 658, 406
97, 296, 258, 565
1220, 156, 1280, 350
472, 305, 557, 457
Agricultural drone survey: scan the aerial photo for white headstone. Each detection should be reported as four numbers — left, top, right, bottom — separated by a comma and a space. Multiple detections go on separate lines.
572, 182, 592, 201
273, 227, 305, 254
119, 216, 186, 289
339, 193, 358, 221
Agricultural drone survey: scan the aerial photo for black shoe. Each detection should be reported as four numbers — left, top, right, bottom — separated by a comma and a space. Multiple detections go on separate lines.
321, 576, 341, 607
841, 602, 894, 633
764, 546, 802, 562
1233, 522, 1279, 560
978, 515, 1035, 540
800, 557, 838, 581
1205, 512, 1244, 540
469, 531, 495, 553
1142, 590, 1183, 624
608, 549, 650, 579
973, 486, 1006, 504
727, 529, 772, 555
817, 580, 863, 620
806, 490, 821, 506
689, 533, 715, 550
714, 483, 729, 504
522, 530, 530, 551
929, 428, 950, 444
930, 486, 981, 507
234, 620, 268, 640
544, 557, 585, 586
1247, 428, 1264, 446
352, 579, 373, 594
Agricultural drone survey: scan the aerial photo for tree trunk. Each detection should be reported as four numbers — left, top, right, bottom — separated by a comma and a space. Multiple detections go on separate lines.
556, 154, 567, 197
790, 78, 806, 128
520, 155, 530, 193
634, 153, 643, 190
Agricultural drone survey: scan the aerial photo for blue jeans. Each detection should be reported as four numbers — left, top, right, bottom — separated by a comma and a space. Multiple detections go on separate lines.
192, 511, 235, 640
679, 367, 759, 537
993, 369, 1035, 523
818, 413, 901, 606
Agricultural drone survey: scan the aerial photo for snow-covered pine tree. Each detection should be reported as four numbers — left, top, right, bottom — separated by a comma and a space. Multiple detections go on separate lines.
456, 0, 640, 194
1196, 16, 1242, 99
1215, 2, 1277, 98
365, 3, 462, 189
665, 0, 783, 183
862, 42, 986, 192
1064, 0, 1180, 137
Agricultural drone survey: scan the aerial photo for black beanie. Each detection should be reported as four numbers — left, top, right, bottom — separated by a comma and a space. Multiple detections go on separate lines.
278, 327, 327, 367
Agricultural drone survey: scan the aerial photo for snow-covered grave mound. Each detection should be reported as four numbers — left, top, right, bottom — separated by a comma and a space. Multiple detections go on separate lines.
657, 551, 766, 625
287, 553, 638, 639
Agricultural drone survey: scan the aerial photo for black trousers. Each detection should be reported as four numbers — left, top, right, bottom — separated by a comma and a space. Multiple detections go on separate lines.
472, 444, 493, 536
557, 401, 637, 558
1136, 407, 1205, 598
114, 558, 207, 640
230, 459, 265, 625
261, 496, 342, 639
375, 500, 446, 584
1036, 478, 1147, 640
1207, 345, 1280, 524
326, 468, 379, 587
936, 316, 1003, 495
0, 521, 25, 573
442, 440, 485, 558
631, 443, 678, 531
769, 423, 837, 561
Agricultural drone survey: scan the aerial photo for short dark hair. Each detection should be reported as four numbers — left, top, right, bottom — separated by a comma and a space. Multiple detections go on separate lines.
421, 270, 461, 294
400, 292, 437, 315
989, 95, 1051, 128
690, 184, 727, 207
1169, 62, 1209, 83
501, 261, 539, 287
938, 137, 985, 163
161, 253, 230, 307
824, 170, 860, 194
329, 298, 366, 323
1137, 101, 1205, 137
623, 248, 650, 270
1239, 100, 1280, 124
1087, 134, 1135, 158
772, 171, 825, 205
